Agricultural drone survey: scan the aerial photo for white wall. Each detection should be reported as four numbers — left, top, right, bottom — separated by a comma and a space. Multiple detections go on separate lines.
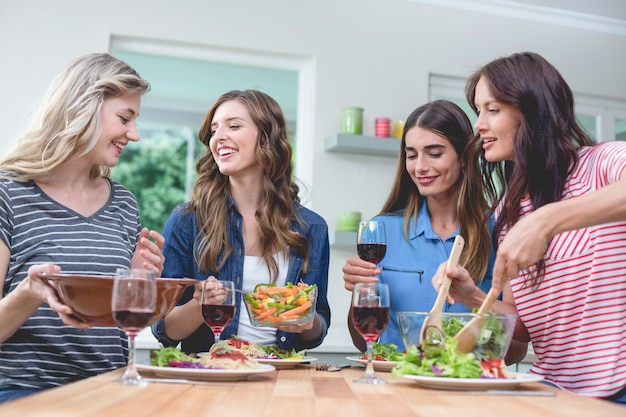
1, 0, 625, 353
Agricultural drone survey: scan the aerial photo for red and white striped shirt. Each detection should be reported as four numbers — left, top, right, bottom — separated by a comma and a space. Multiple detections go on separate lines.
501, 141, 626, 398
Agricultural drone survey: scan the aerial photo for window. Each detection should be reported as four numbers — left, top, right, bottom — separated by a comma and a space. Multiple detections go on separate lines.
113, 124, 201, 233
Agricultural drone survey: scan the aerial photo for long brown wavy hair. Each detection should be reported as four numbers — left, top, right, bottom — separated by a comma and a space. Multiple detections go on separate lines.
380, 100, 491, 281
465, 52, 595, 288
189, 90, 309, 280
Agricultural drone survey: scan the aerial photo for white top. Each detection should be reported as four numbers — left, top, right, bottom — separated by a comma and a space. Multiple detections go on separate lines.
237, 251, 288, 345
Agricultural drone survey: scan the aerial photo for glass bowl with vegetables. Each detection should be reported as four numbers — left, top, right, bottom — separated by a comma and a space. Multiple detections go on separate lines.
394, 312, 517, 379
243, 282, 317, 327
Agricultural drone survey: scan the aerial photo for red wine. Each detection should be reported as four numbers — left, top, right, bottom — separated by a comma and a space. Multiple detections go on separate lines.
352, 306, 390, 343
202, 304, 235, 331
357, 243, 387, 264
113, 309, 153, 331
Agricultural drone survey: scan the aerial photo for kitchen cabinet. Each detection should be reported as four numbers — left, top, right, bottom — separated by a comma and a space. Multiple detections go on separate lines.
324, 134, 400, 157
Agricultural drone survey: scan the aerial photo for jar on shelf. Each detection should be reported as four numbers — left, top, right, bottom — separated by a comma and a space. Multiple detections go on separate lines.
341, 107, 364, 135
375, 117, 390, 137
392, 120, 405, 139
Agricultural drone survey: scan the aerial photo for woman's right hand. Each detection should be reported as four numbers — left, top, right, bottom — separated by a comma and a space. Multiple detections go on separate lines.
431, 262, 478, 306
198, 277, 227, 305
342, 256, 380, 291
26, 264, 93, 328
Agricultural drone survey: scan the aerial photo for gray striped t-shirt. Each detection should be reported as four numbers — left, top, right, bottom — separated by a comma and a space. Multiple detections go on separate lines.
0, 177, 141, 390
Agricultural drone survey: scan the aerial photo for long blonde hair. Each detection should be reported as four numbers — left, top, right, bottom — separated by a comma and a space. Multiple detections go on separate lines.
190, 90, 308, 280
0, 53, 150, 181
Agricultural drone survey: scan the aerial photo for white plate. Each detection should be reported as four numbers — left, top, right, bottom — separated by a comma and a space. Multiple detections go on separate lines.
346, 356, 399, 372
197, 353, 317, 369
403, 372, 544, 390
136, 363, 276, 382
254, 356, 318, 369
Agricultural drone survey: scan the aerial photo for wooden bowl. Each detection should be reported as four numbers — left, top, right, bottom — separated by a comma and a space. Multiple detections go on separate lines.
43, 273, 196, 327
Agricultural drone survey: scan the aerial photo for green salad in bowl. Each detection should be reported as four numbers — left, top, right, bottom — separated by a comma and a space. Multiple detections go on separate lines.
393, 312, 517, 379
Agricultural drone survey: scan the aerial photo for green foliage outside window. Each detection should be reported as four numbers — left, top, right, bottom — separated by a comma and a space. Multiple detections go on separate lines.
112, 127, 201, 234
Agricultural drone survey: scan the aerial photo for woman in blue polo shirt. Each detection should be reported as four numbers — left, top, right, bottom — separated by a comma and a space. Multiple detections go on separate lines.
342, 100, 493, 352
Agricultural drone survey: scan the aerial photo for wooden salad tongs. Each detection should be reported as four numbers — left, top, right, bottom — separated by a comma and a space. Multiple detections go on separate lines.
454, 286, 501, 353
419, 235, 465, 343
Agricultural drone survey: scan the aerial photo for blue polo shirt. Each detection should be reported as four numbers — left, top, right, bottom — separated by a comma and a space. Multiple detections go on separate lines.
373, 201, 494, 351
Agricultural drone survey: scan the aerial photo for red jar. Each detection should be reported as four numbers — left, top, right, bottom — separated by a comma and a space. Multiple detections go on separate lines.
375, 117, 391, 137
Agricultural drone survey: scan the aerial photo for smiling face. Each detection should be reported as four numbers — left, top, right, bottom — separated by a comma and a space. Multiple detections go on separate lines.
473, 76, 521, 163
405, 126, 461, 199
91, 93, 141, 167
208, 100, 261, 179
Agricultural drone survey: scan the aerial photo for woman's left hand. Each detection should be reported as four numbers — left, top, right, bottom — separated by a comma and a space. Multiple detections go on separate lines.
131, 228, 165, 276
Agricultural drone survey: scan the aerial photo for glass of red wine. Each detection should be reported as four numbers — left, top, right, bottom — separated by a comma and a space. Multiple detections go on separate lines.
351, 282, 390, 384
357, 220, 387, 270
201, 280, 236, 347
111, 268, 157, 386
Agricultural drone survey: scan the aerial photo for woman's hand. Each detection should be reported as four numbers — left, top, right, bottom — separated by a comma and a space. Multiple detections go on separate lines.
277, 313, 323, 345
431, 262, 480, 307
196, 277, 227, 305
131, 228, 165, 277
342, 256, 380, 291
276, 318, 314, 333
26, 264, 93, 329
492, 210, 550, 291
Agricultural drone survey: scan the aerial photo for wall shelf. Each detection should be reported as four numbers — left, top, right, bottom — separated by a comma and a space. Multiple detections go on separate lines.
324, 134, 400, 157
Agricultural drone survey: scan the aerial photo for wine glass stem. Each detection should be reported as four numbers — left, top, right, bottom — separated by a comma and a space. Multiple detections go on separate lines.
124, 334, 140, 380
214, 331, 220, 346
364, 340, 376, 379
374, 263, 382, 283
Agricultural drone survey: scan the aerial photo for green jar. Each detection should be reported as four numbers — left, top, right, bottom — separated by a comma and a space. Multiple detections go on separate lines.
341, 107, 364, 135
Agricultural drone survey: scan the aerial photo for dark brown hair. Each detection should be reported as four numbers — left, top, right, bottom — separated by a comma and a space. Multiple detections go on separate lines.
380, 100, 490, 282
465, 52, 594, 287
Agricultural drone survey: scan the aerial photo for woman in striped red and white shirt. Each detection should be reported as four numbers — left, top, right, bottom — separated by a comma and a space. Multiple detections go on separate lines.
434, 51, 626, 404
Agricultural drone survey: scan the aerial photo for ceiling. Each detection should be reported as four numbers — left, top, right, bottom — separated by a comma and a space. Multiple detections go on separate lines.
412, 0, 626, 22
515, 0, 626, 20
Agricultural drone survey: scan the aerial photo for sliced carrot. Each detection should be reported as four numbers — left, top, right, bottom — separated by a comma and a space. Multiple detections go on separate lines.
254, 306, 278, 320
278, 300, 312, 319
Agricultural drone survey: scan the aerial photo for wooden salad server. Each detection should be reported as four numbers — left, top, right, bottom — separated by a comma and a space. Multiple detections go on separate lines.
454, 286, 500, 353
419, 235, 465, 343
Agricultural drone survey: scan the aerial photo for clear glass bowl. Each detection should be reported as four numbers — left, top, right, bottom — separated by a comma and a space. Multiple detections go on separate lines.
244, 285, 317, 328
396, 311, 517, 361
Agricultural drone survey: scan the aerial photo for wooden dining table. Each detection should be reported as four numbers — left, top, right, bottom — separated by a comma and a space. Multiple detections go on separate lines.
0, 364, 623, 417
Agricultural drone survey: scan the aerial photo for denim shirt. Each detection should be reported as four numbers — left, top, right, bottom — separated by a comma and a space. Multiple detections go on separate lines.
151, 199, 331, 354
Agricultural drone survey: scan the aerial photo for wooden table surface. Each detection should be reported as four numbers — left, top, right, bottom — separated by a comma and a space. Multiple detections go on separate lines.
0, 365, 623, 417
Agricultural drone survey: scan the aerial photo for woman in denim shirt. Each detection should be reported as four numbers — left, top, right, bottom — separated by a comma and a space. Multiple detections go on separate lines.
152, 90, 330, 354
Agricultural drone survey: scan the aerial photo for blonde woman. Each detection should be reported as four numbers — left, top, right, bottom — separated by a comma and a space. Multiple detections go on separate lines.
152, 90, 330, 354
0, 53, 164, 402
